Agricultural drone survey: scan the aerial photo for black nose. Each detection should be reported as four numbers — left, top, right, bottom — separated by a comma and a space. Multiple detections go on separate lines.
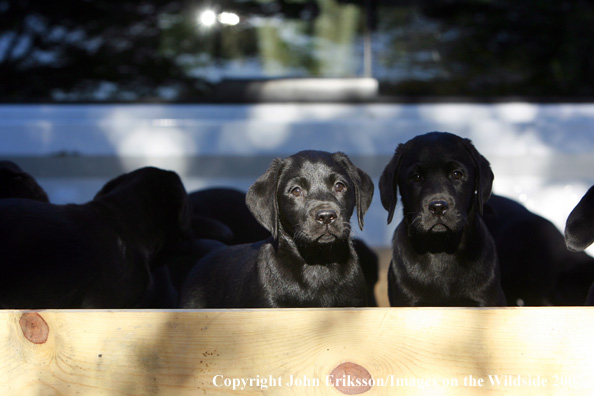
428, 200, 448, 216
316, 209, 337, 225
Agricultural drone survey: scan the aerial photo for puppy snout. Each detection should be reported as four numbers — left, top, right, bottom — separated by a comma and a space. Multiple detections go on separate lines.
315, 209, 337, 225
428, 200, 448, 216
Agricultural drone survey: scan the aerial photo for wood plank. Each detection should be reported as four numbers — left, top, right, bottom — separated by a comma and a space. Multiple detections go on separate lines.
0, 308, 592, 395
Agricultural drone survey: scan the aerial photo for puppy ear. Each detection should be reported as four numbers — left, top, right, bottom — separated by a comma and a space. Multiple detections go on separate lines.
565, 185, 594, 252
379, 144, 405, 224
246, 158, 284, 240
332, 152, 374, 231
461, 138, 494, 215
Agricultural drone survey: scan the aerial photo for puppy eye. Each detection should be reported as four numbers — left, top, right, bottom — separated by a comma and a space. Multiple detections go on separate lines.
334, 182, 346, 193
290, 186, 303, 197
452, 170, 464, 180
410, 173, 423, 183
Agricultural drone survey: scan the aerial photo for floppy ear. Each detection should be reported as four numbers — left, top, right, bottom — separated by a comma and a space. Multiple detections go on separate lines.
332, 152, 374, 231
379, 144, 405, 224
565, 185, 594, 252
461, 138, 494, 215
246, 158, 284, 240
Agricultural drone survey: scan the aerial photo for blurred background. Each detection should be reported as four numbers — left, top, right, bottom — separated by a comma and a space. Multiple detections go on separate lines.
3, 0, 594, 101
2, 0, 594, 274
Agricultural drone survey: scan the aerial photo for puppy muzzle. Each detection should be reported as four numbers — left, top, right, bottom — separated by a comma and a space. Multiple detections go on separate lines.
306, 203, 347, 242
410, 197, 464, 234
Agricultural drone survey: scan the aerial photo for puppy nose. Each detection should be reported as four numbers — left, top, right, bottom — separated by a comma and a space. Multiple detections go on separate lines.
429, 200, 448, 216
316, 209, 337, 225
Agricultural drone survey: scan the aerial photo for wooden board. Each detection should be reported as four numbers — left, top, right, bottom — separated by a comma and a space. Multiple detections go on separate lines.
1, 308, 593, 395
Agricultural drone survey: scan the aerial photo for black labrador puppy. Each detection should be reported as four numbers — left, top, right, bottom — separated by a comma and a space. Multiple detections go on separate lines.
0, 167, 190, 309
564, 185, 594, 304
484, 194, 594, 306
179, 150, 374, 308
379, 132, 506, 306
0, 160, 49, 202
185, 186, 380, 306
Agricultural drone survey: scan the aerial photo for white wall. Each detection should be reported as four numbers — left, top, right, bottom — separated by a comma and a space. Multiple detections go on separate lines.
2, 103, 594, 249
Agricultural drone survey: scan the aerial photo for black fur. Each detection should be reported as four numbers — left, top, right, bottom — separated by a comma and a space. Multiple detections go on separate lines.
565, 185, 594, 253
484, 194, 594, 306
0, 160, 49, 202
184, 186, 380, 306
564, 185, 594, 304
179, 150, 374, 308
188, 187, 269, 244
0, 167, 190, 309
379, 132, 506, 306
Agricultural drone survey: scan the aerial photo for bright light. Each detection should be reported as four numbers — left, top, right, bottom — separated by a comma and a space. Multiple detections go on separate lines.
198, 9, 217, 26
218, 12, 240, 26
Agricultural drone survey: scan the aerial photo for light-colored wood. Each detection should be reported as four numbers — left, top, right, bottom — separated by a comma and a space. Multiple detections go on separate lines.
373, 247, 391, 307
1, 308, 593, 395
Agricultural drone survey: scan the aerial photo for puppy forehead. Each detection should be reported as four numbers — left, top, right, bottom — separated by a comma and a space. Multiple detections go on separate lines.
403, 137, 472, 170
283, 156, 346, 185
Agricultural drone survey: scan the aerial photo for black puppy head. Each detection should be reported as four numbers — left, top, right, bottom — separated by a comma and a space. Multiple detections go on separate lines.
246, 150, 374, 243
95, 167, 192, 240
565, 185, 594, 252
379, 132, 493, 235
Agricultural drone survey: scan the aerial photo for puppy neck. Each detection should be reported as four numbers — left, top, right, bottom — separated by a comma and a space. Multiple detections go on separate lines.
405, 215, 486, 256
409, 229, 463, 254
277, 233, 352, 266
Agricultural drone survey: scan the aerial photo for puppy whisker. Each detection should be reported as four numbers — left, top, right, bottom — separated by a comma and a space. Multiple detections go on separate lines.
293, 229, 309, 245
406, 214, 421, 235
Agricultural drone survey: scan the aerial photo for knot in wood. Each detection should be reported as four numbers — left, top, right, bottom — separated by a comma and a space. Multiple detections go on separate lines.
19, 312, 49, 344
329, 362, 372, 394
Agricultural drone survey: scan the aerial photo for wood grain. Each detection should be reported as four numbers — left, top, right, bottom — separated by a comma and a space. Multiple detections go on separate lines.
1, 308, 593, 395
